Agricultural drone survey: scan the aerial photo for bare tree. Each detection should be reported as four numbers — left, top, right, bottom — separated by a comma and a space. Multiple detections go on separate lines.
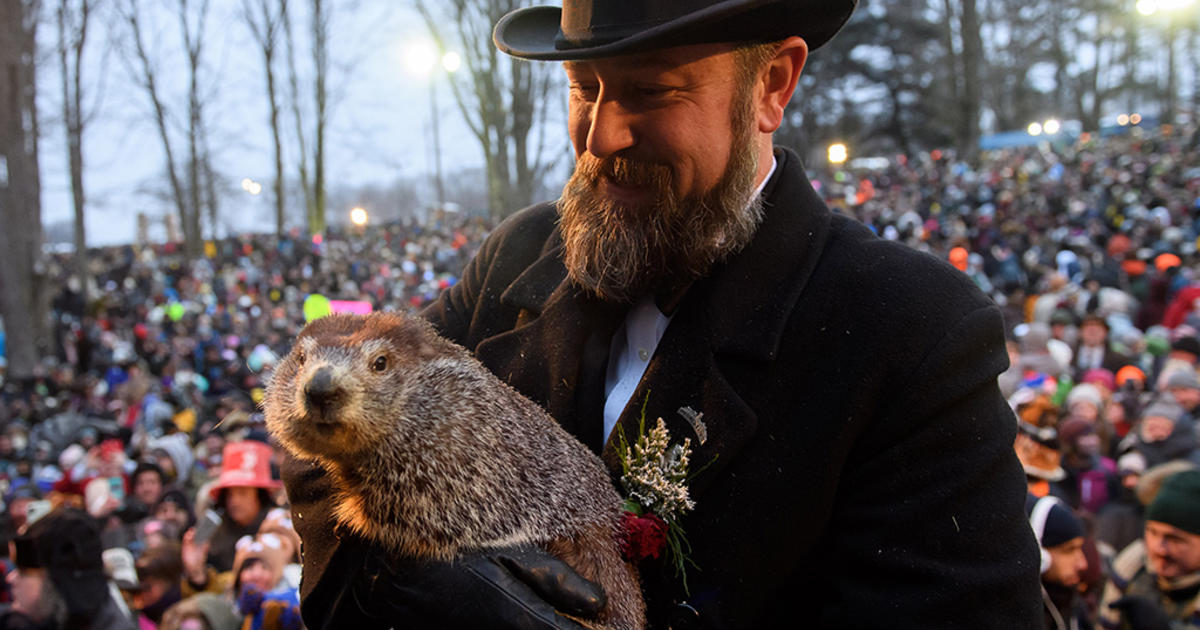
311, 0, 328, 234
0, 0, 48, 382
242, 0, 288, 235
119, 0, 195, 254
414, 0, 562, 218
282, 0, 313, 230
117, 0, 213, 257
56, 0, 95, 300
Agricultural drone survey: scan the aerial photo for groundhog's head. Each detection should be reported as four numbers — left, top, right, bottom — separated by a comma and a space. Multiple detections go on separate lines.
263, 312, 448, 463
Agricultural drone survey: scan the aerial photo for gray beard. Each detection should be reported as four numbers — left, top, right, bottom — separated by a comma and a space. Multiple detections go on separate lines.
557, 98, 763, 303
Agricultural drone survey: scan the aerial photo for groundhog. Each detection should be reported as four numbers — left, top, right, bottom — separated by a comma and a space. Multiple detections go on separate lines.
264, 312, 644, 630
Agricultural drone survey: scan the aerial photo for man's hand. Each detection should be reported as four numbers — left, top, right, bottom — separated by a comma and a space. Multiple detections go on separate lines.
1109, 595, 1171, 630
350, 544, 606, 629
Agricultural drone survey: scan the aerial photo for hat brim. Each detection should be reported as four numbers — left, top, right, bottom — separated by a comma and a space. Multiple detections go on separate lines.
494, 1, 853, 61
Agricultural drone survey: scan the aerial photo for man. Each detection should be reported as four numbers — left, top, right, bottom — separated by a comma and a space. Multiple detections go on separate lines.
0, 507, 135, 629
282, 0, 1042, 627
1074, 314, 1130, 382
1028, 494, 1092, 629
1165, 370, 1200, 428
1101, 470, 1200, 629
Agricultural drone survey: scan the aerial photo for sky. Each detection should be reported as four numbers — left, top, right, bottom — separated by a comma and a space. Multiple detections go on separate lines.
35, 0, 524, 246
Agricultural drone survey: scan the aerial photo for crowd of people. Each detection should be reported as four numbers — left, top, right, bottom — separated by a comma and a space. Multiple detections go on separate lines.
0, 122, 1199, 628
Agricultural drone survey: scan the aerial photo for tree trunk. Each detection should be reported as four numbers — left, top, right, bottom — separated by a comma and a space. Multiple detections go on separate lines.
311, 0, 327, 234
957, 0, 982, 161
0, 0, 46, 382
58, 0, 91, 301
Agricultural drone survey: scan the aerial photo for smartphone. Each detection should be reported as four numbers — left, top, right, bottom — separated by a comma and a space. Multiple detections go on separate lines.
108, 476, 125, 504
194, 509, 222, 545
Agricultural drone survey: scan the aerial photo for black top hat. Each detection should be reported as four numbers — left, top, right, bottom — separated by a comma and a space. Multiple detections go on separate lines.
494, 0, 857, 60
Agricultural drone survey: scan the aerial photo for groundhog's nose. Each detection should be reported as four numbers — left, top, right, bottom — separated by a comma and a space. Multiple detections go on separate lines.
304, 366, 341, 414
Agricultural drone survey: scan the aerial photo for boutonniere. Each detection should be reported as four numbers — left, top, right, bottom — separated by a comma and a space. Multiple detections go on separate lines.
615, 399, 699, 590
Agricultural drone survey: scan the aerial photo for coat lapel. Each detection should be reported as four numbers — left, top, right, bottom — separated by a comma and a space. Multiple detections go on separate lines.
474, 241, 625, 443
600, 148, 833, 499
477, 148, 833, 501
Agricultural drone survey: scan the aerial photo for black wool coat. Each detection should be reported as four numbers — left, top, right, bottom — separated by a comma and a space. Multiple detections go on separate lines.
285, 147, 1043, 628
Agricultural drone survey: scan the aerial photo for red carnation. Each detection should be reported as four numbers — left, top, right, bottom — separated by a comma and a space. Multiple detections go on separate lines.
620, 511, 668, 562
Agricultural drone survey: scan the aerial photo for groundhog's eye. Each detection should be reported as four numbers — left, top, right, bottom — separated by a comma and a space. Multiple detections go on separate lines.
296, 349, 306, 364
372, 355, 388, 372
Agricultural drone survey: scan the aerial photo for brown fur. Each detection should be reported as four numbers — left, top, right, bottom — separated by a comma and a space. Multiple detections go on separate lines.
264, 312, 644, 629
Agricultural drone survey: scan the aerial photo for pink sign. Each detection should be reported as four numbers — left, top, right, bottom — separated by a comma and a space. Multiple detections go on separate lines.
329, 300, 373, 315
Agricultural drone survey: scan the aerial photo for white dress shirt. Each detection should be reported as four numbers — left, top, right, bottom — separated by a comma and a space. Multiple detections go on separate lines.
600, 156, 778, 443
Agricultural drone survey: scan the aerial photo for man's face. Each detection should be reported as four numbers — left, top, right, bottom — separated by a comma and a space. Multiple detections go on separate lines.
7, 567, 63, 623
1043, 537, 1088, 587
1145, 520, 1200, 579
1171, 387, 1200, 411
224, 486, 262, 527
559, 43, 765, 302
1141, 415, 1176, 443
1080, 322, 1107, 347
134, 471, 164, 506
155, 501, 189, 532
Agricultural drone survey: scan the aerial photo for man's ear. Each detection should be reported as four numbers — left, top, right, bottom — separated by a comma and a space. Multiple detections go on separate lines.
756, 36, 808, 134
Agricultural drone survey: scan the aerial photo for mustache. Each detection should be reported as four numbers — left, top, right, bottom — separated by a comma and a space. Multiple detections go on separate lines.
573, 153, 672, 189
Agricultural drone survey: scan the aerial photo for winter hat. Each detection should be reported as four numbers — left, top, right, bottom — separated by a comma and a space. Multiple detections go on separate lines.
150, 432, 195, 485
1058, 417, 1096, 447
208, 440, 281, 502
1116, 365, 1147, 388
1026, 494, 1086, 548
102, 546, 140, 591
1142, 400, 1183, 423
159, 593, 241, 630
1145, 470, 1200, 535
1117, 451, 1148, 476
1066, 384, 1103, 411
1082, 368, 1116, 391
13, 507, 108, 616
1171, 336, 1200, 360
1166, 369, 1200, 391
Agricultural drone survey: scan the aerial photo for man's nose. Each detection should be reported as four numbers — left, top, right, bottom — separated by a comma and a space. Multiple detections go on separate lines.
586, 97, 635, 159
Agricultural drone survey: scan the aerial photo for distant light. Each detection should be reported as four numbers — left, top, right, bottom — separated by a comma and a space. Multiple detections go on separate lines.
350, 207, 368, 226
442, 51, 462, 73
827, 143, 848, 164
1130, 113, 1143, 125
1117, 114, 1130, 126
1027, 122, 1043, 136
1044, 119, 1061, 135
241, 178, 262, 196
403, 41, 438, 77
1137, 0, 1158, 14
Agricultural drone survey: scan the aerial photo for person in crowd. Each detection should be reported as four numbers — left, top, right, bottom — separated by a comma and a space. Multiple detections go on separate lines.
158, 594, 240, 630
1100, 470, 1200, 629
1123, 401, 1200, 469
282, 0, 1042, 626
133, 542, 185, 627
131, 461, 168, 513
1164, 370, 1200, 428
0, 507, 136, 630
182, 441, 278, 594
1028, 494, 1092, 630
1096, 452, 1150, 556
1075, 314, 1132, 382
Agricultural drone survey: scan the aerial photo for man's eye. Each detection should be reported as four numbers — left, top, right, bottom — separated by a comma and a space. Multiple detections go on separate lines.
569, 83, 598, 99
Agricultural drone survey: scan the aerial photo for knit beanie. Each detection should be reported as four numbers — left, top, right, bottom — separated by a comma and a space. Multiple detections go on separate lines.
1145, 470, 1200, 535
1066, 384, 1103, 411
1026, 494, 1085, 548
1142, 400, 1183, 423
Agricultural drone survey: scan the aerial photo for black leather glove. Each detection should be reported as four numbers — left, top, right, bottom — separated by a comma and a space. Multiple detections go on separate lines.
349, 544, 606, 629
1109, 595, 1172, 630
